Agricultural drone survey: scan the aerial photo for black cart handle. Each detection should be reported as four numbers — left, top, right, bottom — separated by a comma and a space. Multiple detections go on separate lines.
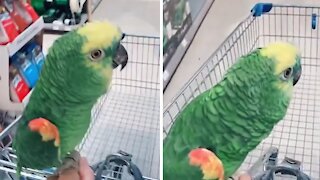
94, 150, 144, 180
247, 147, 311, 180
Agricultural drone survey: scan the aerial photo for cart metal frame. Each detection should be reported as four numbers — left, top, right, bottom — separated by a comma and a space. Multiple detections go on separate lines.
0, 34, 160, 180
164, 4, 320, 179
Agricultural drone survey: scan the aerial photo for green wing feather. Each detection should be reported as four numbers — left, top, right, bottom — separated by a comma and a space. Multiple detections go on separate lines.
164, 50, 291, 179
13, 31, 111, 172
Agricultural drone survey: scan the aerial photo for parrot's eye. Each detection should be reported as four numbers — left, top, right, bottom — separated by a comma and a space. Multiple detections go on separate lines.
281, 67, 293, 80
90, 49, 104, 61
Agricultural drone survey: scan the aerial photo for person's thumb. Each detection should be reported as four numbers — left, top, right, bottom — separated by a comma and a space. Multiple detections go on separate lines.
79, 157, 94, 180
238, 173, 252, 180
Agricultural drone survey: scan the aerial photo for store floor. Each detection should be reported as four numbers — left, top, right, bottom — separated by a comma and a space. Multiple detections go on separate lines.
42, 0, 160, 53
164, 0, 320, 106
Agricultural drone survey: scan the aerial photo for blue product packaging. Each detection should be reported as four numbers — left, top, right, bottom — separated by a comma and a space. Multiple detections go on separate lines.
25, 41, 45, 73
12, 52, 39, 88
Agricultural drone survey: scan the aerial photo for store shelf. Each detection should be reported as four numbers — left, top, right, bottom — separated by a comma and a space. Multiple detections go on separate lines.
43, 0, 102, 32
44, 14, 88, 32
0, 35, 160, 180
0, 18, 44, 112
163, 0, 214, 90
7, 17, 44, 56
22, 89, 33, 107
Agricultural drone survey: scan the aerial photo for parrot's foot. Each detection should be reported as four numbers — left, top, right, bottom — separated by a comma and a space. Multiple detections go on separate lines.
57, 151, 81, 173
48, 151, 81, 180
188, 148, 224, 180
28, 118, 60, 147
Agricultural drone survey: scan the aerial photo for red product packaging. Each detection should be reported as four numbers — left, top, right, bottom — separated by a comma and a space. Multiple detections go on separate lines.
0, 23, 9, 45
0, 8, 19, 44
9, 65, 30, 102
23, 2, 39, 22
0, 7, 19, 44
3, 0, 32, 32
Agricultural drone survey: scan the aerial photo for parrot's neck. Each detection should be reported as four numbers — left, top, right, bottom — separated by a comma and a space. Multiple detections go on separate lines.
205, 66, 290, 161
23, 53, 104, 122
24, 81, 99, 121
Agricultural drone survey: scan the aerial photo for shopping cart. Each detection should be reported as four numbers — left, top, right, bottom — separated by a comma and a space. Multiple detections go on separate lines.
163, 3, 320, 180
0, 34, 160, 180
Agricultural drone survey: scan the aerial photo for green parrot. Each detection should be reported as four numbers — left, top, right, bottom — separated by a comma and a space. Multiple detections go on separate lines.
13, 21, 128, 175
163, 42, 302, 180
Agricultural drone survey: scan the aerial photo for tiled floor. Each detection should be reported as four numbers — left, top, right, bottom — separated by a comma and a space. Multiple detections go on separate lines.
80, 91, 160, 179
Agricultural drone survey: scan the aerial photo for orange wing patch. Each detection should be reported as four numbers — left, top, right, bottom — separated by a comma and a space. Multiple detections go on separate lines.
188, 148, 224, 180
28, 118, 60, 147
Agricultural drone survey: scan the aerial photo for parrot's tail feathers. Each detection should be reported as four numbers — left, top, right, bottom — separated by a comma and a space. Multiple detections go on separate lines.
28, 118, 60, 147
188, 148, 225, 180
58, 147, 62, 162
16, 163, 22, 178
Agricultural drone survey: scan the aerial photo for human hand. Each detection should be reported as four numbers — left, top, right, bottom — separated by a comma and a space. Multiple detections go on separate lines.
47, 157, 94, 180
238, 173, 252, 180
78, 157, 94, 180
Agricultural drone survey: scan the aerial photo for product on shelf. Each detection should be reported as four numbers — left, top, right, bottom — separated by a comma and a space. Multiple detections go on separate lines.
25, 41, 45, 72
23, 2, 40, 22
3, 0, 33, 32
32, 0, 85, 25
0, 24, 9, 44
9, 65, 30, 102
31, 0, 46, 15
42, 8, 59, 23
163, 0, 192, 64
0, 6, 19, 45
12, 52, 39, 88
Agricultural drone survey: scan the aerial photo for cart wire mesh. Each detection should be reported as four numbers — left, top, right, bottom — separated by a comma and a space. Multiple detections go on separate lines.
163, 4, 320, 179
0, 35, 160, 180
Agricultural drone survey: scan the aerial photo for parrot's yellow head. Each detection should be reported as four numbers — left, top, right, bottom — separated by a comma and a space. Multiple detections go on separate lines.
76, 21, 128, 76
44, 20, 128, 100
77, 21, 122, 53
260, 42, 302, 93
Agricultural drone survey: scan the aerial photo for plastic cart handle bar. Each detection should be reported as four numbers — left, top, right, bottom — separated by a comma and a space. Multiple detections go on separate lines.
247, 147, 311, 180
93, 150, 144, 180
0, 116, 22, 142
251, 3, 273, 17
251, 3, 318, 29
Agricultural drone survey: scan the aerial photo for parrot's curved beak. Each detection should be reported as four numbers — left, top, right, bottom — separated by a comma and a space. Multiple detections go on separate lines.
112, 44, 128, 70
293, 63, 301, 86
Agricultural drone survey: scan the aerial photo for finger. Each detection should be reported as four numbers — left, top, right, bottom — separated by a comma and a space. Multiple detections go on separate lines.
79, 157, 94, 180
57, 168, 81, 180
47, 175, 58, 180
238, 173, 252, 180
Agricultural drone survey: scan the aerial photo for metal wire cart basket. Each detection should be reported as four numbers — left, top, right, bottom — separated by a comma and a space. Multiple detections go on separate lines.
0, 35, 160, 180
164, 3, 320, 180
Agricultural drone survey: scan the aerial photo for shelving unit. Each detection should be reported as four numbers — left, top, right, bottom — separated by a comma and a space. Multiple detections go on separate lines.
44, 13, 88, 32
0, 17, 44, 112
43, 0, 102, 32
163, 0, 214, 90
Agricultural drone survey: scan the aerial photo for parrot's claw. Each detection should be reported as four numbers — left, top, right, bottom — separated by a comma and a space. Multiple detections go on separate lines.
47, 150, 81, 180
55, 150, 81, 176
